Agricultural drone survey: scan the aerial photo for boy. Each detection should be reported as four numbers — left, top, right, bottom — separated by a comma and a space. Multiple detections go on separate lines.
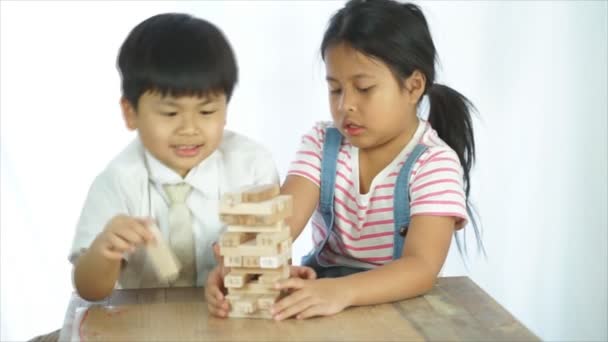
69, 13, 279, 301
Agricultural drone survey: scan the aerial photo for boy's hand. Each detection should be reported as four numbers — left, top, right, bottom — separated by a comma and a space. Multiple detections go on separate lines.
206, 243, 229, 317
91, 215, 156, 260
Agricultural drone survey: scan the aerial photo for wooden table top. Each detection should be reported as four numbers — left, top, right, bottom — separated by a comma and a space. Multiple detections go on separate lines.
58, 276, 538, 341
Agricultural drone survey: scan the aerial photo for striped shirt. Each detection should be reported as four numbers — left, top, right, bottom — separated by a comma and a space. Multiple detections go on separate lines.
288, 120, 468, 269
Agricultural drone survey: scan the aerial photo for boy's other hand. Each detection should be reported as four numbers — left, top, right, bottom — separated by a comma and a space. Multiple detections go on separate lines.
91, 215, 156, 260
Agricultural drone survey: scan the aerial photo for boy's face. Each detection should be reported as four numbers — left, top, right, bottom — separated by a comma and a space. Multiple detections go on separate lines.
121, 91, 227, 178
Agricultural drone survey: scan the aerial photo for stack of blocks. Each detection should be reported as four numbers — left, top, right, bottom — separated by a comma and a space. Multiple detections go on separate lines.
218, 184, 293, 319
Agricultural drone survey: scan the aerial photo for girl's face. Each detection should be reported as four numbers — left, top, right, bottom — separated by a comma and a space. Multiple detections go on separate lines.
324, 43, 423, 151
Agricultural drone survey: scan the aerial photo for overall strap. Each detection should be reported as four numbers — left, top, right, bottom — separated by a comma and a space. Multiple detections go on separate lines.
318, 127, 342, 230
301, 127, 342, 269
392, 144, 428, 259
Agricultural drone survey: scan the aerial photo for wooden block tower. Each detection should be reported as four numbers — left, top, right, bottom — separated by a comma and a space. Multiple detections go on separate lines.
218, 184, 292, 319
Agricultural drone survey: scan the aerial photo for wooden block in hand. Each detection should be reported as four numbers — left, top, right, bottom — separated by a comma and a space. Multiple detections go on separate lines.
146, 224, 181, 282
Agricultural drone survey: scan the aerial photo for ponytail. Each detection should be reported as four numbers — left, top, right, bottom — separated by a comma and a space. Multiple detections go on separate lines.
428, 83, 485, 259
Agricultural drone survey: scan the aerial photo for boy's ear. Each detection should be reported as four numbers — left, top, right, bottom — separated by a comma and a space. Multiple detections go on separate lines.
120, 97, 137, 131
403, 70, 426, 104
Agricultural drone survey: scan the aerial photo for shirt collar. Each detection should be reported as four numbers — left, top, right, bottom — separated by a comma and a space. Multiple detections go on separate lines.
144, 149, 221, 198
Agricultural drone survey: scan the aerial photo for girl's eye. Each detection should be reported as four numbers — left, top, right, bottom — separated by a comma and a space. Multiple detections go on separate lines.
358, 86, 375, 93
330, 89, 342, 95
200, 110, 215, 115
162, 112, 178, 117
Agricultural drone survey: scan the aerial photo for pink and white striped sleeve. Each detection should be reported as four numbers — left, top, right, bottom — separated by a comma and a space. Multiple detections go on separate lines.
287, 122, 327, 187
409, 147, 469, 229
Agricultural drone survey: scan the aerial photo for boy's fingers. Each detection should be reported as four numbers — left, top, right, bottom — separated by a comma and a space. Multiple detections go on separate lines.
102, 249, 125, 260
116, 226, 143, 246
131, 219, 155, 243
108, 235, 131, 252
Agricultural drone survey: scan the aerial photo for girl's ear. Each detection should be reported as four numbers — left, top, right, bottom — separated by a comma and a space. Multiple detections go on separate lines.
403, 70, 427, 104
120, 97, 137, 131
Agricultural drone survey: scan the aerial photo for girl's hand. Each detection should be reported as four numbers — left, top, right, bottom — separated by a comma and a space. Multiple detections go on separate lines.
91, 215, 156, 260
206, 242, 229, 318
271, 278, 351, 320
289, 265, 317, 280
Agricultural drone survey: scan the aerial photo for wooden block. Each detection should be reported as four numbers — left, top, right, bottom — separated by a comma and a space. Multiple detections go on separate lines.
256, 225, 290, 246
260, 252, 290, 269
220, 195, 292, 216
224, 272, 254, 288
233, 297, 258, 314
258, 274, 283, 284
220, 198, 292, 226
227, 281, 280, 296
230, 264, 290, 279
224, 255, 242, 267
219, 232, 255, 248
145, 224, 181, 282
227, 221, 287, 233
278, 237, 293, 254
242, 256, 260, 268
220, 237, 292, 257
228, 309, 273, 319
226, 293, 274, 319
258, 294, 281, 310
222, 184, 280, 205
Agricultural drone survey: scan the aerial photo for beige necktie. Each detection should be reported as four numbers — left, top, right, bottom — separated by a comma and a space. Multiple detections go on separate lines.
164, 183, 196, 286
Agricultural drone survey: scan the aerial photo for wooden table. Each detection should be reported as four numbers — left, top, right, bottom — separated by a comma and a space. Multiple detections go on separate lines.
58, 276, 538, 341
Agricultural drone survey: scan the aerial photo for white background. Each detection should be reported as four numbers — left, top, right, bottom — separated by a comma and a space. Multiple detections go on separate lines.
1, 1, 606, 341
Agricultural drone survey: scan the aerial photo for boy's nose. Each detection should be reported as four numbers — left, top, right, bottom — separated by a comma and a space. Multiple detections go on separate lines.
178, 114, 199, 134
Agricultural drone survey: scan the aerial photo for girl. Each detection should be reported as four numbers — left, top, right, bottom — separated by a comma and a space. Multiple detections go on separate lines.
206, 0, 481, 320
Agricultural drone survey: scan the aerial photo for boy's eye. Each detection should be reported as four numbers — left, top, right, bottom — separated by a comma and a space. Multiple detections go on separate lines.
200, 110, 215, 115
162, 112, 178, 117
329, 88, 342, 95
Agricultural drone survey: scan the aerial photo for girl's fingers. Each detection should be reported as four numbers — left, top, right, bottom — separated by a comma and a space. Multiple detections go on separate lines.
296, 305, 324, 320
271, 288, 308, 316
275, 277, 306, 291
274, 297, 315, 321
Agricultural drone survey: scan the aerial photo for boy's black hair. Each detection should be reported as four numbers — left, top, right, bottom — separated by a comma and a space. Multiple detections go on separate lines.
321, 0, 485, 259
117, 13, 238, 108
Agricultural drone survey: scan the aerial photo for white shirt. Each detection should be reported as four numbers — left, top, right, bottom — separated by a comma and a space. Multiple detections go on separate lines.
69, 130, 279, 288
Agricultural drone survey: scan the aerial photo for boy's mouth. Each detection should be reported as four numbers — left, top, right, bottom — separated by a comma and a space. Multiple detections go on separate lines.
172, 144, 203, 157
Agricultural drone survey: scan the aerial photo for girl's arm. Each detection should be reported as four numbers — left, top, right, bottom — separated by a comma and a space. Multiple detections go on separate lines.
271, 215, 454, 320
281, 175, 320, 240
341, 215, 455, 306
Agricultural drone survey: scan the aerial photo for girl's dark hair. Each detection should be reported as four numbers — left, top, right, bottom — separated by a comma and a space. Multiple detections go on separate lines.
117, 13, 238, 108
321, 0, 484, 258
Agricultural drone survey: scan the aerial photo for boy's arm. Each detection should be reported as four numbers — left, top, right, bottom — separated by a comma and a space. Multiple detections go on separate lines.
73, 245, 122, 301
69, 174, 130, 300
281, 175, 320, 239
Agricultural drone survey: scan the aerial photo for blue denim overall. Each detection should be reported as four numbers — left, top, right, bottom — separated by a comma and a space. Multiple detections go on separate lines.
301, 127, 428, 278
